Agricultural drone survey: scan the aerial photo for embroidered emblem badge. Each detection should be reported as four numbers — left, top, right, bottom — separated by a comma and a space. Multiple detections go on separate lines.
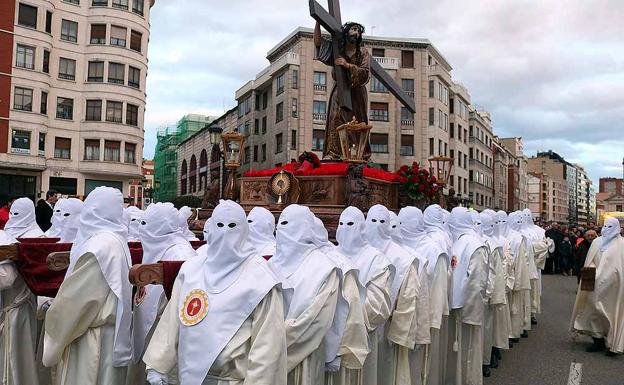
180, 289, 209, 326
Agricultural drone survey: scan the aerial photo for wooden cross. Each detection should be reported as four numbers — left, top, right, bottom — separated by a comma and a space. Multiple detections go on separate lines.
309, 0, 417, 114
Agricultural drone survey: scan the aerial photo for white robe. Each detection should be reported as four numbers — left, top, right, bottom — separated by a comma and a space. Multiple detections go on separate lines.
426, 255, 450, 385
571, 236, 624, 353
509, 240, 531, 338
0, 262, 39, 385
43, 253, 127, 384
144, 281, 288, 385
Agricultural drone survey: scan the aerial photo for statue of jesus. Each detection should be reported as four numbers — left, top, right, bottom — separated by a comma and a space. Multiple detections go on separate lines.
314, 21, 371, 160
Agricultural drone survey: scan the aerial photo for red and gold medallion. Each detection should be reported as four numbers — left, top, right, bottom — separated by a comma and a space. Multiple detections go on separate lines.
179, 289, 209, 326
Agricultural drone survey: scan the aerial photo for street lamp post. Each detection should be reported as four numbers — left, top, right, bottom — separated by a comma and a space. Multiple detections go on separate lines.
428, 155, 454, 208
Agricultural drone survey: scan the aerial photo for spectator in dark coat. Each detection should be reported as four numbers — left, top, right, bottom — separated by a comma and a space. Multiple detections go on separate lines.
545, 222, 564, 274
35, 190, 58, 232
559, 236, 574, 276
575, 230, 597, 283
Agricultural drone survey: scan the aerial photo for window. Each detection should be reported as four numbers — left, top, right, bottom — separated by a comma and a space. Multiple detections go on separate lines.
370, 76, 387, 93
112, 0, 128, 9
313, 71, 327, 90
312, 129, 325, 151
291, 98, 298, 117
275, 102, 284, 123
18, 3, 38, 29
370, 102, 389, 121
45, 11, 53, 33
108, 62, 125, 84
104, 140, 120, 161
56, 97, 73, 119
254, 119, 259, 135
428, 107, 434, 125
255, 93, 261, 111
124, 143, 136, 163
106, 101, 123, 123
11, 130, 31, 154
38, 133, 46, 155
261, 116, 267, 134
90, 24, 106, 44
92, 0, 107, 6
438, 109, 443, 128
42, 49, 50, 73
438, 139, 442, 155
54, 137, 71, 159
110, 26, 127, 47
429, 138, 434, 156
372, 48, 385, 57
40, 91, 47, 115
400, 135, 414, 156
261, 143, 266, 161
275, 133, 283, 153
262, 92, 268, 109
401, 50, 414, 68
130, 30, 142, 52
61, 19, 78, 42
276, 73, 285, 95
126, 104, 138, 126
84, 139, 100, 160
58, 57, 76, 80
243, 146, 250, 164
401, 107, 414, 125
402, 78, 414, 93
429, 80, 434, 98
65, 0, 80, 4
132, 0, 144, 15
291, 130, 297, 150
86, 100, 102, 121
370, 133, 389, 153
450, 98, 455, 114
292, 70, 298, 89
313, 100, 326, 120
253, 145, 258, 162
88, 61, 104, 82
128, 66, 140, 88
450, 123, 454, 138
16, 45, 35, 69
14, 87, 33, 111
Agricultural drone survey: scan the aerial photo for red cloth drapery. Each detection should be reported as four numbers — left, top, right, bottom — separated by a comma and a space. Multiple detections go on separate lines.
14, 242, 71, 297
242, 161, 399, 182
160, 261, 185, 299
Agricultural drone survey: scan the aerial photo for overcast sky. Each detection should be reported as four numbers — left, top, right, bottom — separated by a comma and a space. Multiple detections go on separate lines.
144, 0, 624, 183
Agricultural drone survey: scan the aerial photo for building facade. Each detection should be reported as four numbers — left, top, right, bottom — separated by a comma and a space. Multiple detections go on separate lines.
468, 110, 494, 210
448, 82, 471, 200
233, 27, 456, 175
492, 137, 511, 210
1, 0, 154, 200
153, 114, 214, 202
176, 108, 237, 198
527, 172, 544, 221
499, 137, 528, 211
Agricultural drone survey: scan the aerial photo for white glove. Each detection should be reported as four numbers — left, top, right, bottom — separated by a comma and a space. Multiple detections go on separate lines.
146, 369, 168, 385
325, 357, 341, 372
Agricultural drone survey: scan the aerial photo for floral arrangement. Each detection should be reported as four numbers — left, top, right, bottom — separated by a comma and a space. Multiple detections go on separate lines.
395, 161, 442, 202
298, 151, 321, 168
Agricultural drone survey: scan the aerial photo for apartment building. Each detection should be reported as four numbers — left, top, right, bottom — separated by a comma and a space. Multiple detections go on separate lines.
528, 171, 569, 223
449, 82, 471, 200
233, 27, 455, 174
468, 110, 494, 210
492, 137, 512, 210
499, 137, 528, 211
528, 150, 577, 223
0, 0, 153, 200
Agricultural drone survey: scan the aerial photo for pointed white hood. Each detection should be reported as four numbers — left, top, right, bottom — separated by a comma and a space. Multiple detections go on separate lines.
58, 198, 83, 243
4, 197, 44, 239
178, 206, 199, 241
271, 204, 318, 277
124, 206, 143, 242
247, 207, 276, 257
45, 198, 66, 237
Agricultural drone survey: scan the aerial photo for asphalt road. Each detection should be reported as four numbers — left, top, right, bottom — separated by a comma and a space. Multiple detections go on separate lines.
485, 275, 623, 385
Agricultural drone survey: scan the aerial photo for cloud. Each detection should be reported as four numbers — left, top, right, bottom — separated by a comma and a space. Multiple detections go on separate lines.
144, 0, 624, 182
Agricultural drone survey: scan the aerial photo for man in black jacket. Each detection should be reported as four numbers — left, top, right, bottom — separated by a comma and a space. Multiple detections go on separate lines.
575, 230, 597, 283
35, 190, 58, 232
545, 222, 564, 274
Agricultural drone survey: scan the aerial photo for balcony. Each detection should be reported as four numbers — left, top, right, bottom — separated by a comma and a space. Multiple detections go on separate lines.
400, 119, 414, 126
313, 113, 327, 122
373, 56, 399, 70
80, 161, 142, 178
428, 64, 452, 83
314, 84, 327, 92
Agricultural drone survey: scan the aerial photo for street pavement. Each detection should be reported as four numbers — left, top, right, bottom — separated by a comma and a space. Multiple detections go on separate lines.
485, 274, 623, 385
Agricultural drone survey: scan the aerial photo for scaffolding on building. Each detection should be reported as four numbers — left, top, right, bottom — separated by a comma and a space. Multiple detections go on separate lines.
153, 114, 214, 202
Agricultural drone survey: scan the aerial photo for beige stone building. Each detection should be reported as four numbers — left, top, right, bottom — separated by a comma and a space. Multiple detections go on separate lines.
448, 82, 471, 200
0, 0, 154, 200
468, 110, 494, 210
528, 153, 571, 222
233, 27, 456, 175
492, 137, 511, 210
527, 172, 568, 223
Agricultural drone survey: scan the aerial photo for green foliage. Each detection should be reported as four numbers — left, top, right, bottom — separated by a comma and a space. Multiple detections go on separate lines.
170, 195, 202, 209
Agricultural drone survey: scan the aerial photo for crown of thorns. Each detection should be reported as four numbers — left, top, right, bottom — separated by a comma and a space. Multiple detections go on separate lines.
342, 22, 365, 34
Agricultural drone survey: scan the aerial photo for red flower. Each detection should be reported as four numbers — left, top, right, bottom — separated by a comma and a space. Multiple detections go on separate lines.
399, 176, 408, 184
400, 165, 409, 173
411, 174, 419, 182
420, 174, 427, 182
422, 169, 429, 177
430, 175, 437, 183
418, 183, 425, 192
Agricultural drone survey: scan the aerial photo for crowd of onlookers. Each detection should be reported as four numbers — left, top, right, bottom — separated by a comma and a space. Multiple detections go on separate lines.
540, 221, 620, 282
